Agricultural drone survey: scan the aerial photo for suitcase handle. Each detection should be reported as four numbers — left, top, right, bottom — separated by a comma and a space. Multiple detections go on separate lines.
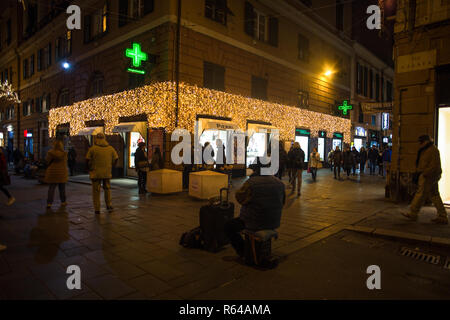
220, 187, 229, 205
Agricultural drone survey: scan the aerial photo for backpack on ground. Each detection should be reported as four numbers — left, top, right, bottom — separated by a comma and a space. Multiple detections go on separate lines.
179, 226, 204, 249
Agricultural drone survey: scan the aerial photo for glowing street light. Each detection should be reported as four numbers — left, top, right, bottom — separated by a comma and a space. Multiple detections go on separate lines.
62, 62, 71, 70
324, 69, 333, 77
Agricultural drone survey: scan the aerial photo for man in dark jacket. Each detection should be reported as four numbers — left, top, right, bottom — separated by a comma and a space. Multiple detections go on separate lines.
332, 146, 343, 179
287, 142, 305, 196
68, 146, 77, 176
359, 147, 368, 174
402, 135, 448, 224
368, 146, 378, 175
351, 147, 360, 175
343, 146, 356, 178
276, 141, 288, 180
134, 142, 148, 194
225, 163, 285, 257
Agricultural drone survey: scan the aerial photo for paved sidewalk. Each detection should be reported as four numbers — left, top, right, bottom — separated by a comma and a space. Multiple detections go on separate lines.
0, 170, 398, 299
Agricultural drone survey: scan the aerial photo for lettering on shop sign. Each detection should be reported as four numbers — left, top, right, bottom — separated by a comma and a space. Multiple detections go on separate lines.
366, 5, 381, 30
366, 265, 381, 290
66, 5, 81, 30
66, 265, 81, 290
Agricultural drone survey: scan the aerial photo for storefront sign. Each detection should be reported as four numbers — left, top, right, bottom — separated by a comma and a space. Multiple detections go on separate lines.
338, 100, 353, 115
318, 130, 326, 138
296, 128, 310, 136
333, 132, 343, 139
361, 102, 393, 113
355, 127, 366, 137
382, 113, 389, 130
125, 43, 147, 74
397, 50, 436, 73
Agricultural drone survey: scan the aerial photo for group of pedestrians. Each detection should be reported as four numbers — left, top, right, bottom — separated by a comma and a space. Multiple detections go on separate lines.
328, 145, 392, 180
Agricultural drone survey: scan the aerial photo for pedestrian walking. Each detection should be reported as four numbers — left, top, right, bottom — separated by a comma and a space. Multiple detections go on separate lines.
377, 148, 384, 176
309, 148, 321, 181
0, 147, 15, 206
402, 135, 448, 224
135, 142, 149, 194
359, 147, 367, 174
382, 146, 391, 177
332, 146, 343, 180
327, 149, 334, 172
276, 141, 288, 180
288, 142, 305, 196
351, 146, 360, 175
86, 133, 119, 214
68, 146, 77, 176
44, 140, 68, 209
342, 146, 355, 178
368, 146, 378, 175
287, 143, 294, 182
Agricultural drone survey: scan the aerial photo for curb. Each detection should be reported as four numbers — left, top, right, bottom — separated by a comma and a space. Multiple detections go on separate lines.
344, 225, 450, 248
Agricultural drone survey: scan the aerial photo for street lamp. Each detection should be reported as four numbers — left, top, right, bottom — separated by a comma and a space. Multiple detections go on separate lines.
62, 61, 71, 70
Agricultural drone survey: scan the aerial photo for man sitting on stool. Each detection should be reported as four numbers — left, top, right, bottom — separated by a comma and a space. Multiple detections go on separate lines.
225, 161, 285, 265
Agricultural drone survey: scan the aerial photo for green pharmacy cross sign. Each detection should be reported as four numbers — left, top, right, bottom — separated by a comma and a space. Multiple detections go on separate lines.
338, 100, 353, 115
125, 43, 147, 74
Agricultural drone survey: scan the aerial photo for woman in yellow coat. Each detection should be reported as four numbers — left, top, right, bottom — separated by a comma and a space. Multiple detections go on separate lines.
44, 140, 68, 209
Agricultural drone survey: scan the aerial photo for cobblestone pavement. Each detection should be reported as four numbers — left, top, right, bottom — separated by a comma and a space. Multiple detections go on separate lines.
0, 170, 440, 300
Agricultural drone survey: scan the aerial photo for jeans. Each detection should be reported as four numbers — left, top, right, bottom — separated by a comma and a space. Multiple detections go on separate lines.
224, 217, 246, 256
47, 183, 66, 204
138, 170, 147, 193
334, 165, 341, 178
0, 186, 11, 199
346, 168, 351, 177
410, 175, 447, 217
360, 161, 366, 173
91, 179, 112, 212
310, 167, 317, 181
369, 161, 376, 175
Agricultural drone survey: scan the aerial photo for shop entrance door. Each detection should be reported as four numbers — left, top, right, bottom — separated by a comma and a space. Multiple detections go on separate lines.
354, 138, 363, 151
318, 137, 325, 161
332, 138, 342, 151
438, 107, 450, 205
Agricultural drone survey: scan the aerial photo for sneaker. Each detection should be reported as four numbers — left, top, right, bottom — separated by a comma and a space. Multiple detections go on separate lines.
0, 244, 6, 251
401, 211, 418, 221
7, 197, 15, 206
431, 216, 448, 225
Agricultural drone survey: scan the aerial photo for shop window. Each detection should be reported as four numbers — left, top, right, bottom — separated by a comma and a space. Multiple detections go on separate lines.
336, 0, 344, 31
244, 2, 278, 46
203, 61, 225, 91
91, 72, 104, 97
298, 34, 309, 62
205, 0, 228, 25
251, 76, 267, 101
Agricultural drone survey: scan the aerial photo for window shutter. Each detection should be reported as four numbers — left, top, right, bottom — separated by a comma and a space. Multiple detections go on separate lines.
244, 2, 254, 36
84, 15, 91, 42
118, 0, 128, 26
268, 17, 278, 47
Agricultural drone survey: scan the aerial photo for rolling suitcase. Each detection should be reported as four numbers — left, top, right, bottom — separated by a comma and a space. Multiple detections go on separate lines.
199, 188, 234, 252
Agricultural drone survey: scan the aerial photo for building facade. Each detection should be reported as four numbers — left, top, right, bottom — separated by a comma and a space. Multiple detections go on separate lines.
389, 0, 450, 204
0, 0, 393, 176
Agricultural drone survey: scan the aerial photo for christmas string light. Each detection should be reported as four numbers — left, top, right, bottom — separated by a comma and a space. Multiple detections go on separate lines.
49, 81, 351, 143
0, 81, 21, 104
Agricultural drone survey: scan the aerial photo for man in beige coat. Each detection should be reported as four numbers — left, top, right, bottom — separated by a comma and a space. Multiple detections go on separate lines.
86, 133, 119, 214
402, 135, 448, 224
